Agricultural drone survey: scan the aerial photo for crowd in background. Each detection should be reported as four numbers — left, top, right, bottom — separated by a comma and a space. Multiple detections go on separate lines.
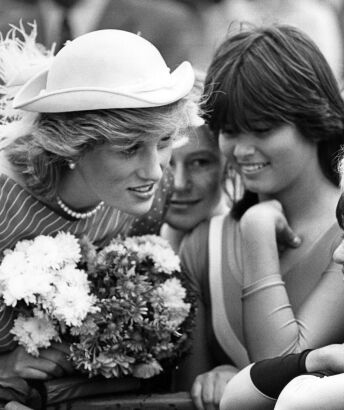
1, 0, 344, 76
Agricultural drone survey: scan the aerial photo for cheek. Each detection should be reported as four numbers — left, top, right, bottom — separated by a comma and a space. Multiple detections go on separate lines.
333, 242, 344, 265
278, 150, 305, 177
203, 170, 222, 196
219, 136, 235, 160
160, 147, 173, 168
88, 156, 131, 186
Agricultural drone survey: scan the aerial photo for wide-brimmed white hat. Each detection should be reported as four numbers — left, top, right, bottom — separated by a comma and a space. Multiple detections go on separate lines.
12, 29, 195, 112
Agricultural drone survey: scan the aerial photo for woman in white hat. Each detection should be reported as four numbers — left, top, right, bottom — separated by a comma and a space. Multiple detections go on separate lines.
0, 25, 195, 385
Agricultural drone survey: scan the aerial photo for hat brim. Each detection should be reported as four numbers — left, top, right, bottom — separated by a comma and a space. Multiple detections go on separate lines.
13, 62, 195, 112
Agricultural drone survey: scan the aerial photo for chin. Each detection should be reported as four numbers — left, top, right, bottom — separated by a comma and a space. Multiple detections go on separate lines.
167, 215, 203, 232
127, 202, 154, 216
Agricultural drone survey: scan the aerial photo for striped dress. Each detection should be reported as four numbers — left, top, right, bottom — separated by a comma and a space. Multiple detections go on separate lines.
0, 174, 134, 350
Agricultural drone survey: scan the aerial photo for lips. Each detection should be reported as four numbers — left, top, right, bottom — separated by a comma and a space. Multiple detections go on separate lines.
169, 198, 201, 209
128, 183, 155, 198
239, 162, 269, 174
128, 184, 154, 193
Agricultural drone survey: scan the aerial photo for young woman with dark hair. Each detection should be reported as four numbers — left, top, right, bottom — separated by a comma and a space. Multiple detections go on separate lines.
220, 185, 344, 409
176, 24, 344, 410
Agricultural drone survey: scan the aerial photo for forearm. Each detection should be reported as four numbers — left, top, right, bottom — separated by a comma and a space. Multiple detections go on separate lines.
242, 275, 305, 360
240, 219, 305, 359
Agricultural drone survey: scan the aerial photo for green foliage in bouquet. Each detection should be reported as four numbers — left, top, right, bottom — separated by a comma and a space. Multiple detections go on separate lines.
70, 235, 196, 379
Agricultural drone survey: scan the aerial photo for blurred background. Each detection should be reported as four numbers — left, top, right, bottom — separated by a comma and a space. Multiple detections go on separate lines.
0, 0, 343, 81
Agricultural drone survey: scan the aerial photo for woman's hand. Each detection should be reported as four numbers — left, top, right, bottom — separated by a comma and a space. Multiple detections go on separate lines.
241, 200, 301, 251
191, 365, 239, 410
240, 199, 301, 286
0, 343, 74, 380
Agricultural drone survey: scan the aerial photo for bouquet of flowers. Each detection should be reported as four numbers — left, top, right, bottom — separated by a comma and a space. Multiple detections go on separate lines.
70, 234, 195, 379
0, 232, 97, 356
0, 233, 195, 379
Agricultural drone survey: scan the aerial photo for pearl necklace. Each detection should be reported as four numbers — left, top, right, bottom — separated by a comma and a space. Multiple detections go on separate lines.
56, 196, 104, 219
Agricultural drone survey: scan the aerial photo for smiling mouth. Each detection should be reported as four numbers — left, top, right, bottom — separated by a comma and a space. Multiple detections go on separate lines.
128, 183, 155, 195
169, 199, 201, 207
239, 162, 269, 174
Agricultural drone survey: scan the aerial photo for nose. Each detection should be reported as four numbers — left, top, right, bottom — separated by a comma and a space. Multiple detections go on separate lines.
233, 142, 256, 159
219, 133, 255, 161
333, 241, 344, 265
137, 146, 164, 182
173, 163, 190, 191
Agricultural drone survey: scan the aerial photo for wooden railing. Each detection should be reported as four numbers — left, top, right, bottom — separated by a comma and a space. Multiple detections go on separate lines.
46, 392, 195, 410
41, 375, 195, 410
1, 374, 197, 409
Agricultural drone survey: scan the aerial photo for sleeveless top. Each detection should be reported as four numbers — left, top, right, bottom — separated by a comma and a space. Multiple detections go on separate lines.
180, 213, 343, 367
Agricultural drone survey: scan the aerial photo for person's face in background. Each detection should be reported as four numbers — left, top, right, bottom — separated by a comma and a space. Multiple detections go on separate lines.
164, 125, 225, 231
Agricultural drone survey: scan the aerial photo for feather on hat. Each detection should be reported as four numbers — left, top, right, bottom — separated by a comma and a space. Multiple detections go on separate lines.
0, 21, 54, 150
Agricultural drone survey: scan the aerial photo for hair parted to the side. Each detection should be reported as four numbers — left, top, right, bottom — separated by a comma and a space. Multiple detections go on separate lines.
202, 23, 344, 219
5, 99, 191, 199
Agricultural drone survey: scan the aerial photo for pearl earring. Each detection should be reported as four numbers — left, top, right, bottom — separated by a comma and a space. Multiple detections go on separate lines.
68, 161, 76, 170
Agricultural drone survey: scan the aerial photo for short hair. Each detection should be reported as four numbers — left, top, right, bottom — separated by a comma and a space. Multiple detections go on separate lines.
6, 100, 191, 199
203, 24, 344, 218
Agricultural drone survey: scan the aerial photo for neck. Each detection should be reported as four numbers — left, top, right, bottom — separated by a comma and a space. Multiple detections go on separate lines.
58, 169, 101, 211
259, 167, 339, 225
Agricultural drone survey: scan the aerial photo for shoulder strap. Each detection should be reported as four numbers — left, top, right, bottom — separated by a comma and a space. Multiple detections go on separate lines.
209, 214, 250, 368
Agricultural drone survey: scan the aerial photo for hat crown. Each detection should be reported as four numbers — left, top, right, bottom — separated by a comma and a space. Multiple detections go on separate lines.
46, 30, 170, 92
12, 28, 195, 112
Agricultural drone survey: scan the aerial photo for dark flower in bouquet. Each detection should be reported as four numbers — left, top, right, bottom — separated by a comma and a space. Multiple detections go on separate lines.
70, 234, 196, 379
0, 233, 195, 380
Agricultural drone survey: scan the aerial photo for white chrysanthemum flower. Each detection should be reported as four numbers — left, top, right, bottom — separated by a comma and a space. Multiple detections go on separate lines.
54, 265, 90, 290
154, 277, 191, 328
150, 246, 180, 274
54, 232, 82, 265
124, 236, 180, 274
97, 242, 127, 264
1, 249, 56, 305
12, 239, 33, 253
2, 273, 33, 306
52, 283, 97, 327
132, 359, 163, 378
11, 314, 59, 356
25, 235, 70, 270
2, 269, 51, 306
0, 251, 27, 277
166, 305, 191, 328
155, 277, 187, 307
